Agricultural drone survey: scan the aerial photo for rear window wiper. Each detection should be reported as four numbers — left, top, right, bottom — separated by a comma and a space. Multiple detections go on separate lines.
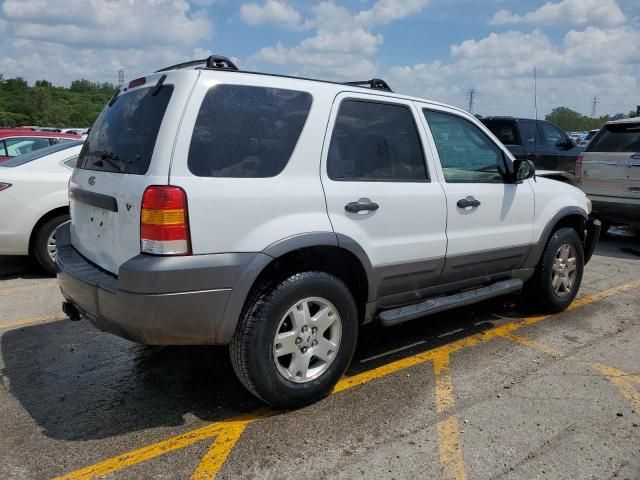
91, 150, 125, 173
151, 74, 167, 96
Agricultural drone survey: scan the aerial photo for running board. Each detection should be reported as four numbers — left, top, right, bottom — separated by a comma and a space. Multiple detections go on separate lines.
378, 278, 523, 327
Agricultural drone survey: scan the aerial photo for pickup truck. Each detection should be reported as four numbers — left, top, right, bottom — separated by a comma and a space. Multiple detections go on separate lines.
481, 117, 584, 173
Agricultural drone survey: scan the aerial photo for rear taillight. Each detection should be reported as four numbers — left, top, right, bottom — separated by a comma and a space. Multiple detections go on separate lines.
140, 186, 190, 255
575, 154, 584, 178
0, 182, 11, 192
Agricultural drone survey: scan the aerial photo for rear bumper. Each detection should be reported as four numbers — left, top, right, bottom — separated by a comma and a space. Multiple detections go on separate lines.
56, 222, 259, 345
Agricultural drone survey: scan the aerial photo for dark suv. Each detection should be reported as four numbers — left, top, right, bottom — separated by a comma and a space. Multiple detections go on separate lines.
481, 117, 584, 173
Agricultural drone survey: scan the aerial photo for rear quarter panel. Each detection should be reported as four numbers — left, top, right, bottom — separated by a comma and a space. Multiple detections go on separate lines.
168, 72, 336, 254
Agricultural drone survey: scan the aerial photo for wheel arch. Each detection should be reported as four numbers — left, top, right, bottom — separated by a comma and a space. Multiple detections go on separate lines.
523, 207, 588, 269
28, 206, 70, 254
216, 233, 375, 343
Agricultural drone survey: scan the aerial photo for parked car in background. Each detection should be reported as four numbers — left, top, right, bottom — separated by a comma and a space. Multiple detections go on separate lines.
578, 118, 640, 233
581, 129, 600, 146
56, 56, 598, 408
0, 129, 81, 163
481, 117, 584, 173
0, 141, 83, 273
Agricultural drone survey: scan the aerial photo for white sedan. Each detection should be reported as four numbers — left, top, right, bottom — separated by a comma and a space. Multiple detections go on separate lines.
0, 141, 83, 273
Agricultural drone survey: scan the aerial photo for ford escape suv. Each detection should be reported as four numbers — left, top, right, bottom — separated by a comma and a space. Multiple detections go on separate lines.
57, 56, 600, 408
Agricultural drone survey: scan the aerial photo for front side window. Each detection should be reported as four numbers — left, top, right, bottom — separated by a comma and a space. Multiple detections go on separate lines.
188, 85, 312, 178
327, 100, 427, 182
424, 110, 505, 183
539, 122, 566, 147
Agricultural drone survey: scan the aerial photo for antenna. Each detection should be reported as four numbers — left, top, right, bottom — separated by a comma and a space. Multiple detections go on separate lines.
591, 96, 599, 118
534, 65, 538, 158
467, 88, 475, 114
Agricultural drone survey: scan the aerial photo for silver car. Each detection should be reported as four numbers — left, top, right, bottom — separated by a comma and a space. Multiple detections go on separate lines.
578, 118, 640, 231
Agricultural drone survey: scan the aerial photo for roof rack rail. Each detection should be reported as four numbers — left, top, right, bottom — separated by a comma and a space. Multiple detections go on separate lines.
156, 55, 239, 73
343, 78, 393, 92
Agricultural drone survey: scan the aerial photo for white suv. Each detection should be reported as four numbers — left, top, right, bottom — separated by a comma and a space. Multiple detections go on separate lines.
56, 56, 600, 408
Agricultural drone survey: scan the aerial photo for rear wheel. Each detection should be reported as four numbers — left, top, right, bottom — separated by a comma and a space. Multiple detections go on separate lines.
527, 227, 584, 313
33, 215, 69, 274
230, 271, 358, 408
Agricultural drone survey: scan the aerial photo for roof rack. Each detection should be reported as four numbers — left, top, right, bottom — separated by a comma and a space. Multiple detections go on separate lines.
156, 55, 239, 73
343, 78, 393, 92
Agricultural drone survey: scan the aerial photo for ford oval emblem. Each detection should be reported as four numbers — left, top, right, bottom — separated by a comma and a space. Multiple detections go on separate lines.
88, 176, 96, 186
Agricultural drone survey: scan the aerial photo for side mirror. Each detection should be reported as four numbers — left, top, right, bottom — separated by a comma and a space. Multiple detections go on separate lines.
513, 159, 536, 182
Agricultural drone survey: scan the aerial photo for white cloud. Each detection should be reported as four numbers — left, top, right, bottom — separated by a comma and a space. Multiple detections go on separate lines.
248, 0, 430, 80
240, 0, 304, 29
0, 0, 214, 85
355, 0, 430, 26
490, 0, 626, 27
387, 26, 640, 117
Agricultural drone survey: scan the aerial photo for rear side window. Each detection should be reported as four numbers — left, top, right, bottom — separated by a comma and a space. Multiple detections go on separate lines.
482, 120, 520, 145
4, 137, 51, 157
188, 85, 312, 178
77, 85, 174, 174
327, 100, 427, 182
588, 123, 640, 152
518, 121, 539, 147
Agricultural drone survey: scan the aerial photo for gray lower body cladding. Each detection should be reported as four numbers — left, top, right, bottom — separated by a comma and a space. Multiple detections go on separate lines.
55, 222, 261, 345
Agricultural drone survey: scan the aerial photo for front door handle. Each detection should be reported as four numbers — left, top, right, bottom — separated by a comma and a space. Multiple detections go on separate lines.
345, 199, 379, 213
457, 196, 481, 209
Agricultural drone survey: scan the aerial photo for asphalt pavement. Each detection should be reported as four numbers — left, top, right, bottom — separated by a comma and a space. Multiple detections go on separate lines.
0, 228, 639, 479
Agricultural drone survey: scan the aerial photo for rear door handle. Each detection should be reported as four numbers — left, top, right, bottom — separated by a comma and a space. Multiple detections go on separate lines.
457, 196, 481, 209
345, 199, 379, 213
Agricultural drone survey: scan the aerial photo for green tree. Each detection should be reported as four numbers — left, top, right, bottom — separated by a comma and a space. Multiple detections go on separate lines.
545, 107, 608, 131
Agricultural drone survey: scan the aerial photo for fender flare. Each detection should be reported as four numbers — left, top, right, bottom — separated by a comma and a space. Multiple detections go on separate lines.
522, 206, 588, 269
215, 232, 375, 343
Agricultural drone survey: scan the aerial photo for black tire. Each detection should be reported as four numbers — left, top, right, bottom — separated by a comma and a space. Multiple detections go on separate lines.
526, 227, 584, 313
230, 271, 358, 408
33, 215, 69, 274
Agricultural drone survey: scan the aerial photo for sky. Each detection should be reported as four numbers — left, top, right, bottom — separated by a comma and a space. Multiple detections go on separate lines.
0, 0, 638, 118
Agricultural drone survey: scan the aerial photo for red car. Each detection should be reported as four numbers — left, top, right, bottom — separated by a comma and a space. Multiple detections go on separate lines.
0, 129, 82, 163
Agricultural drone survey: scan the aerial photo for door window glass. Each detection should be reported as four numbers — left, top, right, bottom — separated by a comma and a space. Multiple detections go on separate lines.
4, 137, 51, 157
327, 100, 428, 182
539, 122, 566, 147
518, 121, 539, 148
424, 110, 505, 183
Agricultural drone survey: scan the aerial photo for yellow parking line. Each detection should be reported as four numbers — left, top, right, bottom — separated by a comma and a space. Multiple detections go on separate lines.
54, 278, 640, 480
433, 351, 466, 480
499, 333, 640, 411
590, 363, 640, 411
0, 314, 62, 331
53, 411, 270, 480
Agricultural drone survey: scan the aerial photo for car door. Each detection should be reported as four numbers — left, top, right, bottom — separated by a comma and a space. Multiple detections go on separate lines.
538, 121, 578, 172
321, 93, 448, 303
420, 106, 534, 284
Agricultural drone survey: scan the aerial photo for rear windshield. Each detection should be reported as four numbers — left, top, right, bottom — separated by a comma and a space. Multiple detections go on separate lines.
77, 85, 173, 174
0, 140, 83, 167
188, 85, 312, 178
587, 123, 640, 152
481, 120, 520, 145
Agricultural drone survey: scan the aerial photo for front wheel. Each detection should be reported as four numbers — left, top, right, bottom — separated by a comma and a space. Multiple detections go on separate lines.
526, 227, 584, 313
230, 271, 358, 408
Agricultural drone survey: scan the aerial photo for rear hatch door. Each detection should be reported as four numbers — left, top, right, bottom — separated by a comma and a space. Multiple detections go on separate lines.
70, 71, 198, 274
582, 121, 640, 199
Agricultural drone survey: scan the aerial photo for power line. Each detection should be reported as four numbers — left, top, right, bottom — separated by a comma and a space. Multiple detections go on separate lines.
467, 88, 475, 114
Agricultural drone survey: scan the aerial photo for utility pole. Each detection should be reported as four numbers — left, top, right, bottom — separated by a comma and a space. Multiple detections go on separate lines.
118, 69, 125, 90
467, 88, 475, 115
591, 96, 599, 118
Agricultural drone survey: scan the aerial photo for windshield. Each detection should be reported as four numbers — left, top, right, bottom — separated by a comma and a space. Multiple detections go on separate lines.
587, 123, 640, 153
77, 85, 173, 174
0, 140, 84, 168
